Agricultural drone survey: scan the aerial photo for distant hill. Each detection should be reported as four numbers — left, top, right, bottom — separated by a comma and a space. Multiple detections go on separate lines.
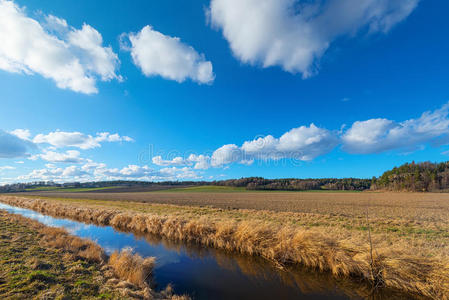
371, 161, 449, 192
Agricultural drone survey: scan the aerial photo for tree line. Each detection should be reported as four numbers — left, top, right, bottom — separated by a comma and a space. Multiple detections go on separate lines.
2, 160, 449, 192
212, 177, 371, 191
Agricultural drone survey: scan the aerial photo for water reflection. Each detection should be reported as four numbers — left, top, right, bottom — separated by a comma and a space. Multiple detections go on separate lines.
0, 203, 414, 300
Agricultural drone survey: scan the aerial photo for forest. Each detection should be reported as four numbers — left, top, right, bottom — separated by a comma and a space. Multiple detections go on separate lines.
371, 161, 449, 192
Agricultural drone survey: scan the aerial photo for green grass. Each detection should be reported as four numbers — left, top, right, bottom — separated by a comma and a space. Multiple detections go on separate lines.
24, 186, 61, 191
55, 186, 122, 192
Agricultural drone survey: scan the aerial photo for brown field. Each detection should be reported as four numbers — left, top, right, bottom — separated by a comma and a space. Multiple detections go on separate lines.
1, 192, 449, 299
22, 190, 449, 214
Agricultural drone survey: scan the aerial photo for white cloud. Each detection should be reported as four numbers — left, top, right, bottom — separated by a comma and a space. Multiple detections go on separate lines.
121, 25, 214, 84
211, 144, 242, 167
10, 128, 31, 140
196, 104, 449, 168
277, 124, 338, 160
152, 154, 211, 170
17, 165, 87, 181
62, 165, 87, 177
18, 167, 66, 181
152, 125, 336, 169
39, 150, 84, 163
17, 160, 201, 183
211, 124, 338, 167
152, 155, 186, 166
95, 132, 134, 143
208, 0, 418, 77
187, 154, 210, 170
0, 166, 15, 171
342, 103, 449, 154
0, 0, 120, 94
0, 129, 35, 158
33, 131, 98, 149
101, 164, 155, 178
80, 160, 106, 172
33, 131, 133, 149
67, 24, 121, 82
206, 103, 449, 168
44, 15, 68, 33
159, 166, 201, 180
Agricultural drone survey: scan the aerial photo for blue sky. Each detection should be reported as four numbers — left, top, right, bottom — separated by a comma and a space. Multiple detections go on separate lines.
1, 0, 449, 183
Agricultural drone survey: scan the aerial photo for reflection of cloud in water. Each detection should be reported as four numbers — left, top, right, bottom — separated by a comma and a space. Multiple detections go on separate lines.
103, 245, 120, 254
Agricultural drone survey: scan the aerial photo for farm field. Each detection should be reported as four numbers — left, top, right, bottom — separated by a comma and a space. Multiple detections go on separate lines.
1, 192, 448, 299
20, 188, 449, 215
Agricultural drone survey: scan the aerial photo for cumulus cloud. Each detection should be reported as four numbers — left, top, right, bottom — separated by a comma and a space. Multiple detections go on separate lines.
154, 103, 449, 169
0, 0, 120, 94
39, 150, 84, 163
187, 154, 210, 170
152, 154, 211, 169
18, 166, 88, 181
100, 164, 159, 179
208, 0, 418, 76
121, 25, 214, 84
0, 129, 35, 158
153, 124, 337, 169
0, 166, 15, 171
342, 103, 449, 154
10, 129, 31, 140
17, 160, 201, 182
211, 124, 338, 167
152, 155, 186, 167
211, 144, 242, 167
95, 132, 134, 143
159, 166, 200, 179
33, 131, 133, 149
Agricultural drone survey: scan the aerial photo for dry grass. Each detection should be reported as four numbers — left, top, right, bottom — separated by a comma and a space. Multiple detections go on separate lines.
40, 226, 106, 263
109, 249, 155, 288
1, 194, 448, 299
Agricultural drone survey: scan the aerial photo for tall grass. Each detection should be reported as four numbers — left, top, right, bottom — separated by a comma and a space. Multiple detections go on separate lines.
109, 249, 155, 287
39, 226, 106, 263
1, 195, 448, 299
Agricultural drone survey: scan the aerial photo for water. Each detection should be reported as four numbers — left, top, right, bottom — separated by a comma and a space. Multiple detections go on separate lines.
0, 203, 409, 300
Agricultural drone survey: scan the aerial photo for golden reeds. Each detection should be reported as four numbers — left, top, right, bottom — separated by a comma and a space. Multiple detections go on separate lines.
109, 249, 155, 287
